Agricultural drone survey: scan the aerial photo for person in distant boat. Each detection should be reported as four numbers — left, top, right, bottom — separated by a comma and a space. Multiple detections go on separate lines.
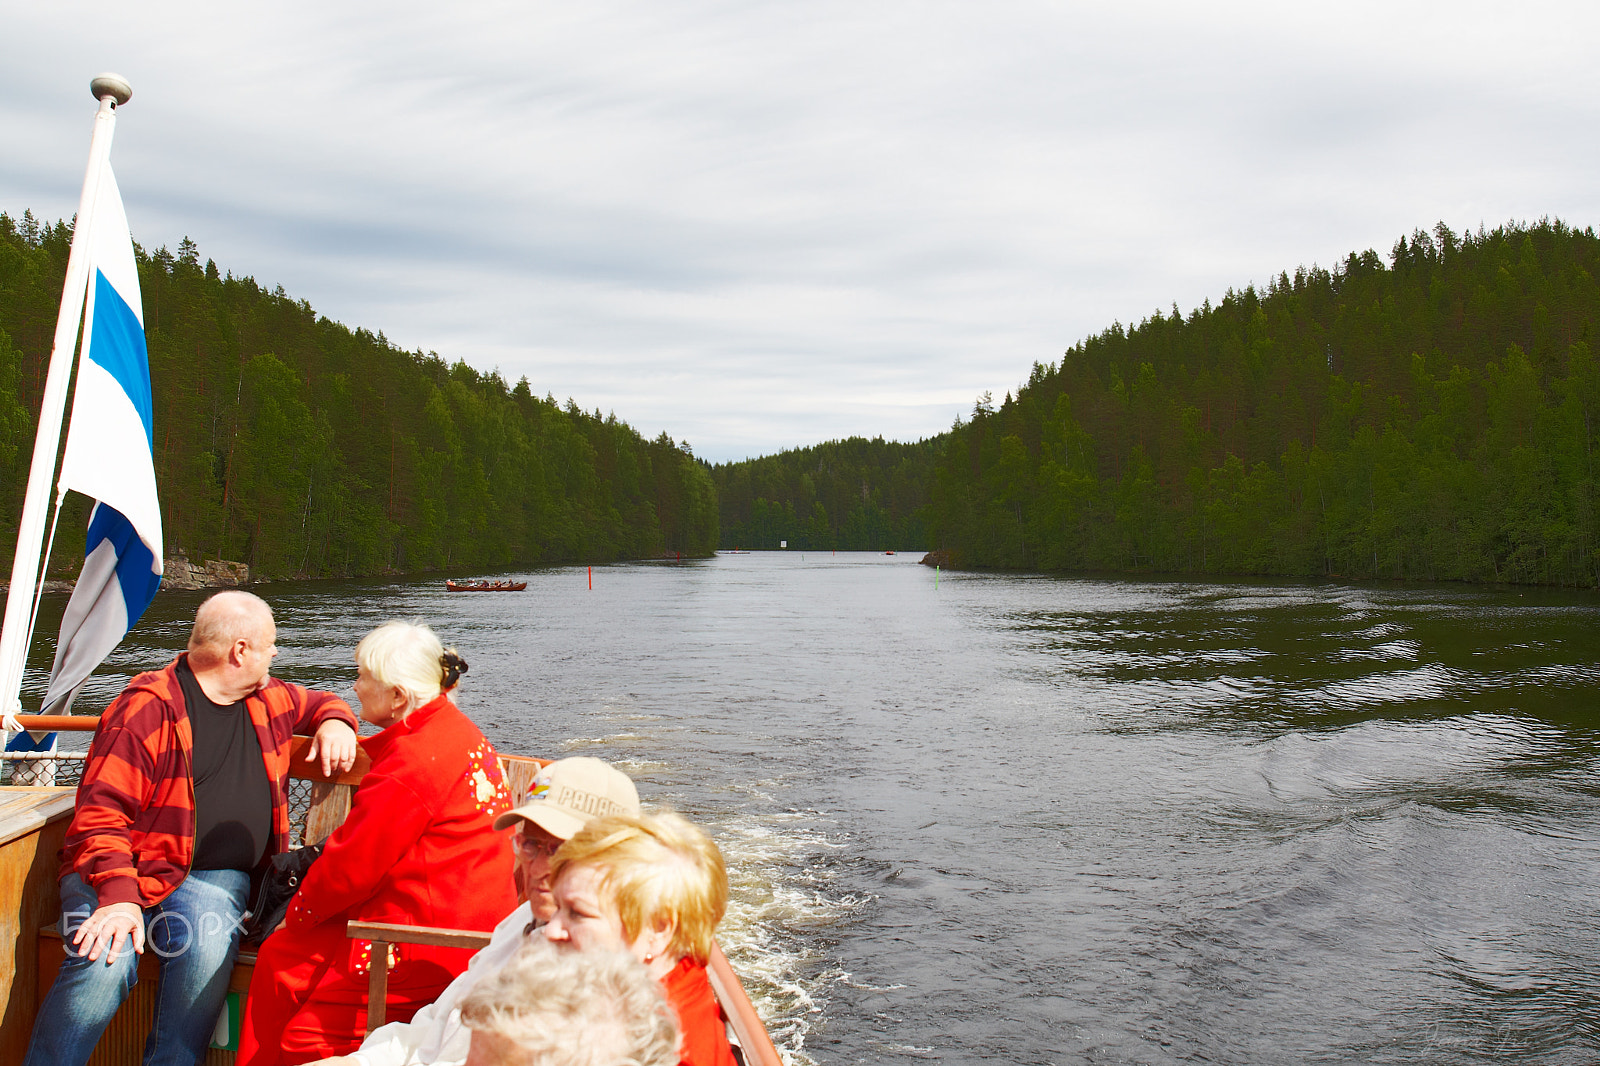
306, 756, 641, 1066
456, 938, 679, 1066
238, 621, 519, 1066
542, 812, 738, 1066
23, 590, 360, 1066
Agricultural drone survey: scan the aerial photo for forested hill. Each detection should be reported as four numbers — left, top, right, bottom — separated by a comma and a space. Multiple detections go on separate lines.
0, 210, 717, 579
931, 220, 1600, 586
711, 436, 937, 550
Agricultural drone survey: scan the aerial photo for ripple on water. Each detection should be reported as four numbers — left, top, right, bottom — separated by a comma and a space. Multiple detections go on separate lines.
1306, 663, 1460, 709
695, 808, 868, 1066
14, 561, 1600, 1064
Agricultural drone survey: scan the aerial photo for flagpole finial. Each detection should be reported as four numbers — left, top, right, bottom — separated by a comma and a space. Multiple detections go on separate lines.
89, 74, 132, 108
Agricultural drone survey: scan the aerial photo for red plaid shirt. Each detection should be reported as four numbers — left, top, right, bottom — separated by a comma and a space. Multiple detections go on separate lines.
60, 654, 357, 906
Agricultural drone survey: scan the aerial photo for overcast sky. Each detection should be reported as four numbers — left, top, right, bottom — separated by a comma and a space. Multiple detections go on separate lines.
4, 2, 1599, 462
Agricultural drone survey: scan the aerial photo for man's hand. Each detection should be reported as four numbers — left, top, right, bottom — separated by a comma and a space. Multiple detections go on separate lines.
72, 901, 144, 963
307, 718, 359, 776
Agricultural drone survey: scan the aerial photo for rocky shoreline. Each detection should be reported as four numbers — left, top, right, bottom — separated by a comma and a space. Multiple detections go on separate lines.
160, 556, 251, 591
1, 556, 251, 594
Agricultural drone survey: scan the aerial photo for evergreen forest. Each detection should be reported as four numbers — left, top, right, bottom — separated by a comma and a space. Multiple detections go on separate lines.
6, 206, 1600, 590
928, 220, 1600, 586
0, 210, 718, 580
711, 437, 936, 550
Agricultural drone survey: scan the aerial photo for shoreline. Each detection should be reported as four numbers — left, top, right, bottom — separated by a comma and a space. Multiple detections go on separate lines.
0, 556, 252, 595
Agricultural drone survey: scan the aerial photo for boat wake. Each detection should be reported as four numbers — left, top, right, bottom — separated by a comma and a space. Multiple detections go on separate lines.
698, 807, 867, 1065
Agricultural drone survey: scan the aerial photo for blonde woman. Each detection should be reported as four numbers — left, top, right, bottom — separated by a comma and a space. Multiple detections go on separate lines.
542, 812, 736, 1066
239, 621, 518, 1065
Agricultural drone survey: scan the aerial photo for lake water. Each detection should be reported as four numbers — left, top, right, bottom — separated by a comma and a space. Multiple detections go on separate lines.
15, 553, 1600, 1064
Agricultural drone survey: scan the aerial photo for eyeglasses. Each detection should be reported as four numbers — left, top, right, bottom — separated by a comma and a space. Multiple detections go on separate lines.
512, 827, 560, 858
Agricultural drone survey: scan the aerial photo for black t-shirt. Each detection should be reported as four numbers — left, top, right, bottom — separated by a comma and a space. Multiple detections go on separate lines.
177, 660, 272, 871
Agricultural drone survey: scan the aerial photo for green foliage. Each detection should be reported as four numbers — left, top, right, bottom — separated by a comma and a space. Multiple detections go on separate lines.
0, 212, 717, 578
0, 326, 29, 473
928, 220, 1600, 586
712, 436, 938, 550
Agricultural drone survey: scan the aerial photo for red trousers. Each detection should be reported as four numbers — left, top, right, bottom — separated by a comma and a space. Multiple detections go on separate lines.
236, 923, 463, 1066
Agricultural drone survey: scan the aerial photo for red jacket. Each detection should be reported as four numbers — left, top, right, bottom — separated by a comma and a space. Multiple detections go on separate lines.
663, 957, 738, 1066
286, 694, 517, 974
60, 654, 358, 907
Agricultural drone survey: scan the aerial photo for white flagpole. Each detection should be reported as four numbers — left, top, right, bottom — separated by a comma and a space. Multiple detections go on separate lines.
0, 74, 132, 717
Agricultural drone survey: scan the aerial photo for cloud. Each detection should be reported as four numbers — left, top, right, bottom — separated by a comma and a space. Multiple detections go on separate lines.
4, 1, 1600, 461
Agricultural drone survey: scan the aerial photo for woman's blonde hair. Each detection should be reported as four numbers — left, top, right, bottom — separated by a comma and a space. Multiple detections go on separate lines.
354, 620, 457, 706
549, 811, 728, 965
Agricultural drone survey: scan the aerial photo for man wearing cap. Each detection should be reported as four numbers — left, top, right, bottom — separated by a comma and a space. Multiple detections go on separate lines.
315, 757, 640, 1066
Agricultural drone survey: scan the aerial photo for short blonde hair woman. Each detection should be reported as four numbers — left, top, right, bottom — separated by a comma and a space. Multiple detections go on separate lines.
544, 813, 735, 1066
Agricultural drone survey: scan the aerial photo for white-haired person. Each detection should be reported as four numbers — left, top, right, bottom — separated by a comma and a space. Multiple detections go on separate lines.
543, 812, 737, 1066
457, 938, 679, 1066
308, 757, 641, 1066
238, 621, 518, 1065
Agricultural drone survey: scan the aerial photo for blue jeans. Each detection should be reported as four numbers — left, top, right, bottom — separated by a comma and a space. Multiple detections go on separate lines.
23, 869, 251, 1066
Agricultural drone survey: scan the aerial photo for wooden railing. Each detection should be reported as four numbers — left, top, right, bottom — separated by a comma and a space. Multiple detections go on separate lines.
8, 715, 94, 732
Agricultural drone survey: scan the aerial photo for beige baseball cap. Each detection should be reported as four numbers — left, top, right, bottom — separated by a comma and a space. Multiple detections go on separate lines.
493, 757, 641, 840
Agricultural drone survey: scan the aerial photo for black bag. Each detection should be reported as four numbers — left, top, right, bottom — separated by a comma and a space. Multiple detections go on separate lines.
242, 843, 323, 946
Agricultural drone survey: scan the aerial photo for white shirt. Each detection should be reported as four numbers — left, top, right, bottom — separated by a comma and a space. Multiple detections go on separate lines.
349, 901, 536, 1066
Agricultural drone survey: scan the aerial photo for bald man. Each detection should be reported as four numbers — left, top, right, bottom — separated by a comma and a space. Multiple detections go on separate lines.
25, 590, 360, 1066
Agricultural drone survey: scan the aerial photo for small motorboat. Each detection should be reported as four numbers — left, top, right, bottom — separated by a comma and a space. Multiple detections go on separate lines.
445, 579, 528, 592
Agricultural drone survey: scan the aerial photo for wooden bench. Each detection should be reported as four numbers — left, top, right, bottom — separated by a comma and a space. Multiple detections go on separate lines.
22, 735, 781, 1066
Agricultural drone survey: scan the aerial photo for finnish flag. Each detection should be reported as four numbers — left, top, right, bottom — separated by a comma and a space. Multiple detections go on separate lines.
36, 160, 163, 716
